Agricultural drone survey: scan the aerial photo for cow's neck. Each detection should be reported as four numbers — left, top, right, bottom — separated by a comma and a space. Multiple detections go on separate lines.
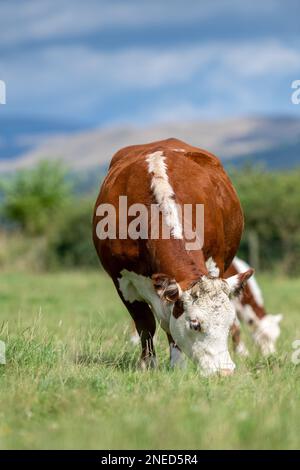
148, 239, 207, 288
242, 292, 266, 319
251, 301, 266, 319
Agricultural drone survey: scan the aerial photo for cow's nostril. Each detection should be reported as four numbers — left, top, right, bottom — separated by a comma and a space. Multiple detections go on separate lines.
219, 368, 234, 377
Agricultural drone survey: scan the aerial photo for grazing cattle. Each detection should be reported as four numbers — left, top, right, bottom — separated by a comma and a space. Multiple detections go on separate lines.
93, 138, 254, 376
130, 256, 283, 357
225, 257, 282, 356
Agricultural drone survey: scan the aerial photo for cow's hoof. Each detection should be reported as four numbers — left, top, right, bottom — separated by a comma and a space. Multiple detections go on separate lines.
139, 356, 157, 370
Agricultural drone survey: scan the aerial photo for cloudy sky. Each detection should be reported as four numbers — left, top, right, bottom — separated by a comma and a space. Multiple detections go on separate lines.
0, 0, 300, 128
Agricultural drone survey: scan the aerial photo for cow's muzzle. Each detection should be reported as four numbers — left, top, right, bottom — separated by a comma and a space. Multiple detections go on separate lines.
219, 368, 234, 377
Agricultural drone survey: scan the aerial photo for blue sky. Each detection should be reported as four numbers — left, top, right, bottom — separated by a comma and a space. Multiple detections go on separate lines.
0, 0, 300, 128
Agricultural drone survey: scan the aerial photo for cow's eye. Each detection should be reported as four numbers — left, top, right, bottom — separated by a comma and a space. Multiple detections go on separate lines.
189, 319, 202, 331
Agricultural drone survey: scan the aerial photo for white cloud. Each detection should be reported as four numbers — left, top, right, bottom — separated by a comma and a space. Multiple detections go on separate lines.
0, 0, 214, 45
223, 40, 300, 77
4, 38, 298, 88
0, 0, 290, 46
1, 37, 299, 122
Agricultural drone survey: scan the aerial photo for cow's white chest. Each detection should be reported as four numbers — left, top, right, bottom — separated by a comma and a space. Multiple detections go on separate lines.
118, 269, 171, 332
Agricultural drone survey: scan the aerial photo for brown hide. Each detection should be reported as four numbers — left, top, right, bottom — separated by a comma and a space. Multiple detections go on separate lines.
93, 138, 244, 290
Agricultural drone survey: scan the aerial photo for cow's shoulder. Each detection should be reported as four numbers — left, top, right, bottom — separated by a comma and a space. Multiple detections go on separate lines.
108, 138, 177, 168
183, 148, 223, 170
109, 137, 222, 170
156, 138, 223, 169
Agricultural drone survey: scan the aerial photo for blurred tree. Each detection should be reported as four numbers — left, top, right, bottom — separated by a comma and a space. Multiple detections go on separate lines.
230, 166, 300, 275
0, 161, 300, 274
46, 198, 99, 269
0, 161, 71, 235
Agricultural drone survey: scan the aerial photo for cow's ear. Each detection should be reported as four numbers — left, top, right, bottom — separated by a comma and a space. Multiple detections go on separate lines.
273, 313, 283, 323
152, 273, 181, 302
226, 269, 254, 297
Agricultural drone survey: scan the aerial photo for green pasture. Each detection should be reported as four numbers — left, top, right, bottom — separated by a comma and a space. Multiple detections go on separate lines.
0, 270, 299, 449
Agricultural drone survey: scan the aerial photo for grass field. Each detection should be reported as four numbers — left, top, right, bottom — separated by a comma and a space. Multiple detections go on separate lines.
0, 269, 299, 450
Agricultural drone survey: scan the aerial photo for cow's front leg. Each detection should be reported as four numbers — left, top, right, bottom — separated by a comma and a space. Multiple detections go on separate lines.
167, 333, 187, 368
231, 319, 249, 356
126, 300, 157, 369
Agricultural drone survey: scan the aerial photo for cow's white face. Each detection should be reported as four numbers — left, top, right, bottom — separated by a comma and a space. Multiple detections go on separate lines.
170, 277, 236, 376
153, 270, 254, 376
252, 314, 282, 356
237, 303, 283, 355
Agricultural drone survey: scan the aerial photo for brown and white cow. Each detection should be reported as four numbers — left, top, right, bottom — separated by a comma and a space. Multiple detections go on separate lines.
225, 257, 282, 356
93, 138, 254, 376
131, 256, 283, 356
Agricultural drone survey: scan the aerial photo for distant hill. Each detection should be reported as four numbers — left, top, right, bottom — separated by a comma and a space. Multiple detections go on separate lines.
0, 116, 299, 174
0, 116, 86, 161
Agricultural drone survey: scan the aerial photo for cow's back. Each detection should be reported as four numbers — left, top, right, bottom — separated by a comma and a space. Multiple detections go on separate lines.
93, 138, 243, 278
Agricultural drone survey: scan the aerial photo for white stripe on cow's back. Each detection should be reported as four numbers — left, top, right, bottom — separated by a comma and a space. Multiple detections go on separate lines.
146, 151, 183, 239
233, 257, 264, 306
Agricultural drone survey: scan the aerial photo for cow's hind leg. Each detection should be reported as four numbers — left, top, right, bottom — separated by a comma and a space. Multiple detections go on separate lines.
125, 300, 157, 369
